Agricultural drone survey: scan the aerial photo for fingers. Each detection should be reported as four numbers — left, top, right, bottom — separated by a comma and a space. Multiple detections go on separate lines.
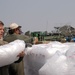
17, 51, 25, 57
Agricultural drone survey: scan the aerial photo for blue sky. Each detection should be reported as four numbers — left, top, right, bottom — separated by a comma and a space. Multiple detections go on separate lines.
0, 0, 75, 32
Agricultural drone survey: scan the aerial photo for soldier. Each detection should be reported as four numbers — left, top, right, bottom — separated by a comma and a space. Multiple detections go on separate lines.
4, 23, 33, 75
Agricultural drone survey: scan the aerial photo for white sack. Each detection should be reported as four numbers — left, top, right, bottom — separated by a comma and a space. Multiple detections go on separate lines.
24, 41, 69, 75
65, 45, 75, 75
0, 39, 25, 67
39, 51, 75, 75
24, 46, 47, 75
39, 52, 68, 75
66, 45, 75, 62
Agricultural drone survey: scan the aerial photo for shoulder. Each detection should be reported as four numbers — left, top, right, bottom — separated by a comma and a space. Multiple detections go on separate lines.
16, 34, 27, 39
0, 40, 8, 45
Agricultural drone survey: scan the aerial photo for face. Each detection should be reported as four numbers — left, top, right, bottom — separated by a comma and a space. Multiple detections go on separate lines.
15, 28, 22, 34
0, 25, 4, 39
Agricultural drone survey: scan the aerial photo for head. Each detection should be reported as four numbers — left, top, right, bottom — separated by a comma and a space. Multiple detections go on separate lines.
9, 23, 22, 34
0, 21, 4, 39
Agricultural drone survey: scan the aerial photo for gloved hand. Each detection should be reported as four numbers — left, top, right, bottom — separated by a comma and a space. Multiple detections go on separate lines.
17, 51, 25, 57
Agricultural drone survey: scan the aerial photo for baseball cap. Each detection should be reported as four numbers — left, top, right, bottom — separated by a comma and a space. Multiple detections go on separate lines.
9, 23, 21, 29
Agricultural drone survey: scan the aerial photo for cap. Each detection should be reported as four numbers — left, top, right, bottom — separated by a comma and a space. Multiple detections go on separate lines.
9, 23, 21, 29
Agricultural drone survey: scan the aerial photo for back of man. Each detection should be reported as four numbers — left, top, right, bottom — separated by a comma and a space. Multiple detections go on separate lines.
4, 33, 32, 43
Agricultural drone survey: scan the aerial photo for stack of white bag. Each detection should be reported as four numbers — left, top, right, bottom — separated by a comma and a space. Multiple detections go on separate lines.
0, 39, 25, 67
24, 41, 75, 75
39, 44, 75, 75
24, 41, 71, 75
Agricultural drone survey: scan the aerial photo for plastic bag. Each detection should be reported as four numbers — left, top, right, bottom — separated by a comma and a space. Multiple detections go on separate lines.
0, 39, 25, 67
39, 52, 68, 75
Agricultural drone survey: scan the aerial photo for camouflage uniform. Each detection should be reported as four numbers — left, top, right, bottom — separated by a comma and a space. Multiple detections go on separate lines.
4, 33, 33, 44
0, 40, 9, 75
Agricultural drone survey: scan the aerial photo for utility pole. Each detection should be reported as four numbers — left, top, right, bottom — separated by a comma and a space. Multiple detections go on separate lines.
46, 20, 48, 32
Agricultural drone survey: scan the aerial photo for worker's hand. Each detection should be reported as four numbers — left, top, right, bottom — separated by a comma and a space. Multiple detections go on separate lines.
17, 51, 25, 57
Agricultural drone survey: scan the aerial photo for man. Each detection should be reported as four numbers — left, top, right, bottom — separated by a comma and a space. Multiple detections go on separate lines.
4, 23, 33, 75
0, 21, 9, 75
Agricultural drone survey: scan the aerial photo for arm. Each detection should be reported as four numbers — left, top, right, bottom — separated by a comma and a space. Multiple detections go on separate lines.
14, 57, 23, 63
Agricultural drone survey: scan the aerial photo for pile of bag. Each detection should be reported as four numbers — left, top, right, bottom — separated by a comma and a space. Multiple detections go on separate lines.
24, 41, 75, 75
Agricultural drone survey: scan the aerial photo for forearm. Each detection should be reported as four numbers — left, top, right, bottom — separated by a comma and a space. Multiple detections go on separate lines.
14, 57, 23, 63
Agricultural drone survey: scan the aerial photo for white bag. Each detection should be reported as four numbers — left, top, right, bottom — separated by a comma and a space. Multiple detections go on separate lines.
39, 52, 68, 75
0, 39, 25, 67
